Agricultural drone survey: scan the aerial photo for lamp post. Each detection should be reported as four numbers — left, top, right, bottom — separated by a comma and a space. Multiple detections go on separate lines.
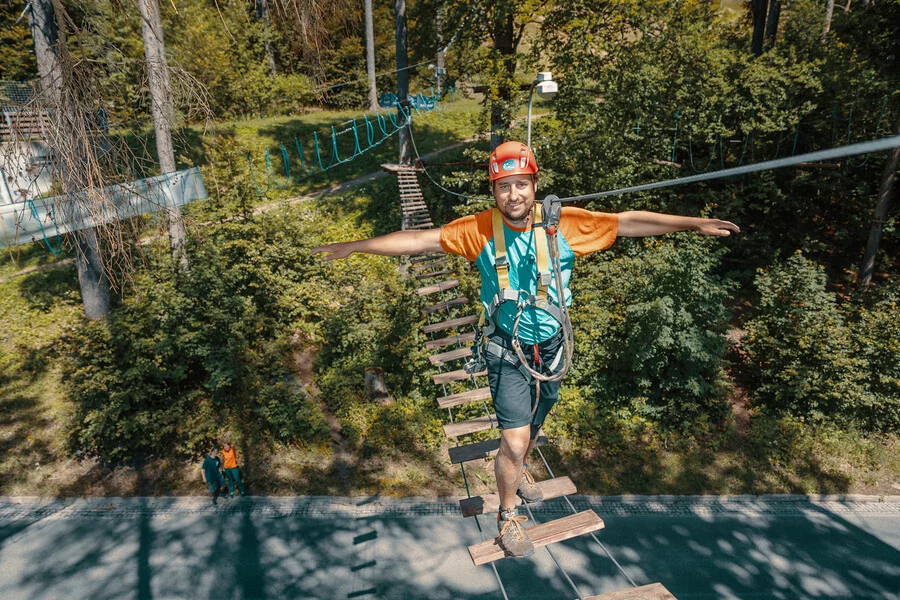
526, 72, 558, 148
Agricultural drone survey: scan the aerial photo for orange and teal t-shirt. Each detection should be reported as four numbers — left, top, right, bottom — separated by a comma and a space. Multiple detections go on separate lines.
439, 207, 618, 344
222, 447, 238, 469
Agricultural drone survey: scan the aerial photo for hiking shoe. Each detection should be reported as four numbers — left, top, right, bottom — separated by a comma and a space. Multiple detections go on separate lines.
516, 468, 543, 503
497, 510, 534, 558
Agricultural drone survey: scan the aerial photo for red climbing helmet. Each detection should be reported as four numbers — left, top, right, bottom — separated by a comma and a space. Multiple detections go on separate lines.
488, 141, 538, 182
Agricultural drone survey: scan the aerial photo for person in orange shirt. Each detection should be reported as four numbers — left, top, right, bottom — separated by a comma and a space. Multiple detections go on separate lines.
313, 141, 739, 558
221, 442, 246, 498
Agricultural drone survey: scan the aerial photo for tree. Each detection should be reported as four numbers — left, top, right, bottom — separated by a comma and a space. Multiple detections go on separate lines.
365, 0, 378, 111
137, 0, 189, 271
859, 112, 900, 289
395, 0, 410, 162
28, 0, 111, 320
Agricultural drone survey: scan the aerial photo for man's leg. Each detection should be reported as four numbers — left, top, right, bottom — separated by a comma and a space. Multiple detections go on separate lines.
496, 425, 532, 511
224, 470, 235, 496
229, 468, 245, 495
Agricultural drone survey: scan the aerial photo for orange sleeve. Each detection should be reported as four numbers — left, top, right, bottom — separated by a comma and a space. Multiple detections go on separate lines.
558, 207, 618, 257
439, 209, 494, 262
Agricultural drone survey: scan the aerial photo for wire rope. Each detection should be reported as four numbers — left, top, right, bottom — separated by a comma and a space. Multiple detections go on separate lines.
407, 121, 492, 201
557, 135, 900, 204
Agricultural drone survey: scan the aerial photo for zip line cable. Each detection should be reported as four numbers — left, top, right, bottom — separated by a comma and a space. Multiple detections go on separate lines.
558, 135, 900, 204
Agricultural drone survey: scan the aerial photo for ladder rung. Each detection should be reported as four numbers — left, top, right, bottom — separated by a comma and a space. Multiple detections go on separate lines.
425, 331, 476, 349
468, 510, 605, 565
459, 476, 577, 517
414, 268, 456, 280
437, 385, 491, 408
584, 583, 678, 600
417, 279, 459, 297
422, 314, 478, 333
410, 254, 444, 264
421, 296, 468, 315
443, 414, 497, 438
432, 368, 486, 385
429, 347, 472, 366
412, 258, 448, 271
448, 435, 546, 465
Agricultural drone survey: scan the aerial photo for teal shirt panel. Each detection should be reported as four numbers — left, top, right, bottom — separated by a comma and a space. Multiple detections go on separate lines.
475, 223, 575, 344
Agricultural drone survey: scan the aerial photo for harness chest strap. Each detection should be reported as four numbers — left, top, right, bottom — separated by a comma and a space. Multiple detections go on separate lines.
491, 205, 552, 301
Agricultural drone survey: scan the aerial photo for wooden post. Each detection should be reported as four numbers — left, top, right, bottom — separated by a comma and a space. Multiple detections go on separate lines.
394, 0, 411, 164
365, 0, 378, 111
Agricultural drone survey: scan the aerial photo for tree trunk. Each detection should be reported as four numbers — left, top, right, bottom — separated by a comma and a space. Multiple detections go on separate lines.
394, 0, 411, 163
256, 0, 278, 76
750, 0, 768, 56
138, 0, 188, 271
365, 0, 378, 111
30, 0, 110, 319
490, 8, 515, 149
764, 0, 780, 48
858, 113, 900, 289
823, 0, 835, 42
436, 4, 445, 96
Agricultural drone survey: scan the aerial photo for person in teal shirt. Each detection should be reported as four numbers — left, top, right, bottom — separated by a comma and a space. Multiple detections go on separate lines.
200, 448, 226, 505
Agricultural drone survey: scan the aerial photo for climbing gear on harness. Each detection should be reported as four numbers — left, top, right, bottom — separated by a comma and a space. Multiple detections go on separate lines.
489, 141, 539, 182
497, 509, 535, 558
517, 466, 544, 502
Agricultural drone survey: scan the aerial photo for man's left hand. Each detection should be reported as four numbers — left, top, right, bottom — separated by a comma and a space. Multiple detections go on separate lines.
695, 219, 740, 237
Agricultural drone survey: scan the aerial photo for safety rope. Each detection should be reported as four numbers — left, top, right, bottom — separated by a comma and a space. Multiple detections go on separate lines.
558, 135, 900, 204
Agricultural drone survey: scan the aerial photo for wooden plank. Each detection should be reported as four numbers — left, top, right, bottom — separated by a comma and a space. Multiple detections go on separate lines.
443, 414, 497, 438
459, 476, 577, 517
448, 435, 547, 464
428, 346, 472, 366
423, 314, 478, 333
425, 331, 476, 349
412, 258, 448, 271
468, 510, 604, 565
414, 268, 456, 280
421, 296, 468, 314
433, 368, 486, 384
417, 279, 459, 297
407, 224, 435, 230
437, 386, 492, 408
584, 583, 677, 600
410, 253, 443, 264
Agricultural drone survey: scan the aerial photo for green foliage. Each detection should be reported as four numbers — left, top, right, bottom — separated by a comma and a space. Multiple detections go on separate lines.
741, 252, 875, 424
853, 283, 900, 431
570, 234, 734, 430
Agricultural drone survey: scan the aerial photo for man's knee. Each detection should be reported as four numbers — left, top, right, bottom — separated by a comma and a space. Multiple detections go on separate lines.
499, 426, 531, 461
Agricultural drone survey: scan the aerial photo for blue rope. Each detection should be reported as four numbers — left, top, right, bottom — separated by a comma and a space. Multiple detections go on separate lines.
791, 122, 800, 156
27, 198, 63, 254
313, 132, 327, 171
264, 148, 288, 188
350, 120, 363, 158
294, 137, 312, 178
364, 115, 375, 148
328, 127, 342, 167
687, 127, 716, 173
247, 152, 270, 195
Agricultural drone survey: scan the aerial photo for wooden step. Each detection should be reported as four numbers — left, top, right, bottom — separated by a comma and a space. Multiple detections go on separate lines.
459, 476, 577, 517
423, 314, 478, 333
469, 510, 605, 565
414, 268, 456, 280
425, 331, 476, 350
412, 258, 448, 271
585, 583, 677, 600
429, 347, 472, 367
417, 279, 459, 297
407, 224, 435, 230
410, 253, 443, 264
448, 435, 547, 464
433, 368, 486, 385
437, 385, 491, 408
421, 296, 468, 315
443, 414, 497, 438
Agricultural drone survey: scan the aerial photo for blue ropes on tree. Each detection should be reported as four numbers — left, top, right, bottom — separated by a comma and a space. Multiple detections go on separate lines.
27, 198, 63, 254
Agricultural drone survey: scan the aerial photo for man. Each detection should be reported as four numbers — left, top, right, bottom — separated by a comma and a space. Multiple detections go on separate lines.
200, 448, 226, 505
313, 141, 739, 557
221, 441, 247, 498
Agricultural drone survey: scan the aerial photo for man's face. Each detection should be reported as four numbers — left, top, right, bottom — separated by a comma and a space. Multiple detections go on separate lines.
493, 174, 537, 224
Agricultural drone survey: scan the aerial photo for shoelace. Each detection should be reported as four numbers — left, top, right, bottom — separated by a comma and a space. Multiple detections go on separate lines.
499, 514, 530, 541
521, 469, 536, 486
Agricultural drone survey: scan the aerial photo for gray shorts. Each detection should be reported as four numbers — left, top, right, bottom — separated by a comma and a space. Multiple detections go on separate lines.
486, 329, 564, 436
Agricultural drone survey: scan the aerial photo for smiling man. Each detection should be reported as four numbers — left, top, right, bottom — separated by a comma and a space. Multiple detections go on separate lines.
313, 141, 739, 558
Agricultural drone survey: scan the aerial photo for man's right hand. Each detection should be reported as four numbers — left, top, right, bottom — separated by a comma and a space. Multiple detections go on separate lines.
311, 242, 356, 261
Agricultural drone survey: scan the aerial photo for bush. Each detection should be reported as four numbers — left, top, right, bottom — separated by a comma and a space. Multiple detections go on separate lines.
853, 283, 900, 431
570, 234, 734, 431
741, 252, 875, 423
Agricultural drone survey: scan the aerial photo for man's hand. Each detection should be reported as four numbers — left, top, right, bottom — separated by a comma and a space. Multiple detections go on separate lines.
311, 241, 356, 261
694, 218, 740, 237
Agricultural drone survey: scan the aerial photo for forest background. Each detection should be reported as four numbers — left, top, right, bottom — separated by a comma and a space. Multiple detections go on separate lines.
0, 0, 898, 498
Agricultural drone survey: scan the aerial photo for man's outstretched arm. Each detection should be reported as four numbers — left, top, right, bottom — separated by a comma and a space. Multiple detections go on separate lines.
312, 228, 444, 261
617, 211, 740, 237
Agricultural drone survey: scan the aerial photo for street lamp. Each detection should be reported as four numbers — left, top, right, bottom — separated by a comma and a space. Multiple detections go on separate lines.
526, 72, 558, 148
